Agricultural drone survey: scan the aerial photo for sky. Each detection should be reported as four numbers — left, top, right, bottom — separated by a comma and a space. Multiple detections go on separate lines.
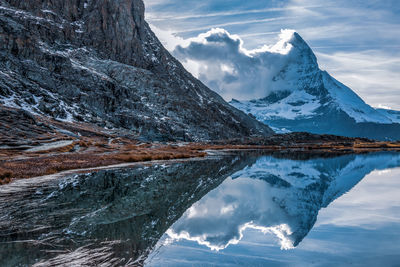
144, 0, 400, 110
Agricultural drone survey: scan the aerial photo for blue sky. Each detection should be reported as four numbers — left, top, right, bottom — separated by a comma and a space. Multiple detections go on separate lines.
144, 0, 400, 110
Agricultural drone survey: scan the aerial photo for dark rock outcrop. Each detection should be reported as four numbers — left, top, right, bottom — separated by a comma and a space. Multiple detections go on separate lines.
0, 0, 273, 141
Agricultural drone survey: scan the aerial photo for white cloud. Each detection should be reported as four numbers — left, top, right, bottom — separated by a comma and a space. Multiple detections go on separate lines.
171, 17, 289, 35
166, 176, 298, 251
171, 28, 313, 101
150, 25, 187, 51
146, 0, 400, 110
150, 23, 400, 109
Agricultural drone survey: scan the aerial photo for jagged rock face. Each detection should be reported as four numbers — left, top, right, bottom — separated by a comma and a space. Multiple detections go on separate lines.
0, 0, 273, 141
0, 0, 146, 67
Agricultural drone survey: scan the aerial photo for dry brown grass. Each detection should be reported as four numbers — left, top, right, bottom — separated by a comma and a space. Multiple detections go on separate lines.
33, 142, 77, 154
0, 141, 208, 184
0, 167, 13, 179
1, 119, 399, 186
79, 140, 90, 148
0, 167, 13, 185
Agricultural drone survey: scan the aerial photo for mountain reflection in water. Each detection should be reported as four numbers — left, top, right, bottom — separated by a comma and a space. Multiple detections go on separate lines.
1, 152, 400, 266
164, 152, 400, 251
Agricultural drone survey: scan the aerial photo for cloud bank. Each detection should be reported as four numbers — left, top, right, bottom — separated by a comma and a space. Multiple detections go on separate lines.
172, 28, 319, 101
166, 174, 297, 251
146, 0, 400, 109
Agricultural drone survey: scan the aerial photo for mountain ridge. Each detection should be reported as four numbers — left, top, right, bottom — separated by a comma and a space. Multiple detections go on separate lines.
0, 0, 273, 141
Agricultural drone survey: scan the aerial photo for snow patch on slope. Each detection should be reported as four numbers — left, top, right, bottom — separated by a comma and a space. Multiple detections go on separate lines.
321, 72, 392, 124
376, 108, 400, 124
232, 156, 322, 188
232, 90, 321, 121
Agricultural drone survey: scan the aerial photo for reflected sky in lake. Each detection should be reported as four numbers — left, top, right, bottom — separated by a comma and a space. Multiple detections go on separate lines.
1, 152, 400, 266
146, 153, 400, 267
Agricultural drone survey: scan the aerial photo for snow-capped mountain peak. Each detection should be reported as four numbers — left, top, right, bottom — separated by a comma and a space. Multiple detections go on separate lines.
230, 31, 400, 140
287, 32, 318, 65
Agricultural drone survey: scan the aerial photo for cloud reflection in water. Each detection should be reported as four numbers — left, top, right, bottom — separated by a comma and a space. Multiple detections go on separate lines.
165, 152, 400, 251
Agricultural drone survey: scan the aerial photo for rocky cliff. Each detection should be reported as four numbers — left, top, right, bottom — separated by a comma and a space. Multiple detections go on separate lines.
0, 0, 273, 141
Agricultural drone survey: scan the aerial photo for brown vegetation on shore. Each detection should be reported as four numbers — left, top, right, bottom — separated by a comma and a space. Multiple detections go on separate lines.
1, 106, 400, 185
1, 136, 400, 185
0, 139, 207, 184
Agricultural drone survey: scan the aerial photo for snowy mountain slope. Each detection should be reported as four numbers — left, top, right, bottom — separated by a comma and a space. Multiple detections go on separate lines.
377, 108, 400, 124
320, 72, 391, 123
229, 32, 400, 140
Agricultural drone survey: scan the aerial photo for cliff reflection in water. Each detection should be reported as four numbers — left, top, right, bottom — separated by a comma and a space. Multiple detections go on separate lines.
0, 155, 256, 266
1, 152, 400, 266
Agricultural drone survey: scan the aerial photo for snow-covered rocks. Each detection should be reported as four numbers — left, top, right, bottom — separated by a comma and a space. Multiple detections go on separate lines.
230, 31, 400, 140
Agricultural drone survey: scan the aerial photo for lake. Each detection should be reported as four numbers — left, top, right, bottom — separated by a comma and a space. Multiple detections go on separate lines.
1, 151, 400, 266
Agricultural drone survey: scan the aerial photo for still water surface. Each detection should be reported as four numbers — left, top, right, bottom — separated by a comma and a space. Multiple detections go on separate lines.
1, 151, 399, 266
